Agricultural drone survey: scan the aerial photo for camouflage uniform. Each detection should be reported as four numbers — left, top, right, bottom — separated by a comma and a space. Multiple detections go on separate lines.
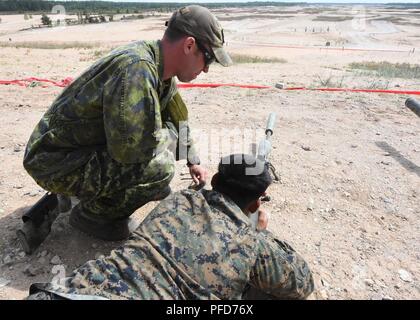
23, 41, 196, 219
29, 189, 314, 300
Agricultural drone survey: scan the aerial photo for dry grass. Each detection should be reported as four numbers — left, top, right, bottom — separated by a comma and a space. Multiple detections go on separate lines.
229, 53, 286, 64
349, 61, 420, 79
217, 14, 294, 21
313, 73, 346, 88
312, 16, 353, 22
0, 41, 101, 49
370, 16, 420, 26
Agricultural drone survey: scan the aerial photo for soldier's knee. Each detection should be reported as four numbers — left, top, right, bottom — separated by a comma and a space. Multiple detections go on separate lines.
145, 150, 176, 181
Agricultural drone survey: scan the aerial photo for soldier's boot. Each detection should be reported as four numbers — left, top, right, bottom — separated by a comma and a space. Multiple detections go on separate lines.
153, 186, 171, 201
69, 204, 131, 241
26, 291, 53, 300
57, 194, 72, 213
69, 187, 171, 241
17, 194, 72, 255
17, 210, 57, 255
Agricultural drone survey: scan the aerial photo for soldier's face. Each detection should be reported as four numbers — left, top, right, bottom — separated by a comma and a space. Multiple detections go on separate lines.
177, 40, 209, 82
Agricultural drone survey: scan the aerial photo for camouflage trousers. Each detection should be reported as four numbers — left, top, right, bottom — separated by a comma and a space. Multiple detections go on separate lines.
36, 148, 175, 220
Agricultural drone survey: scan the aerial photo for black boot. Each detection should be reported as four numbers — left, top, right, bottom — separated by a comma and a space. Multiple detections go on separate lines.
69, 204, 131, 241
17, 193, 72, 255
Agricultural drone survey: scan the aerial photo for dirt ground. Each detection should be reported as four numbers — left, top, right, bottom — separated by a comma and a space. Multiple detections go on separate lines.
0, 5, 419, 300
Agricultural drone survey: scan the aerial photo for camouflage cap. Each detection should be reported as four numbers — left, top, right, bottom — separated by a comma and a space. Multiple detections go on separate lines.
166, 5, 232, 67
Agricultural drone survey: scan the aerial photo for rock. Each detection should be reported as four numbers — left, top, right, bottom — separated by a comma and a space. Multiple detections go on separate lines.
18, 251, 26, 258
315, 241, 321, 247
307, 198, 314, 211
3, 254, 13, 266
275, 82, 285, 89
40, 250, 48, 257
0, 277, 11, 288
321, 279, 330, 287
24, 191, 39, 197
13, 145, 21, 152
351, 144, 358, 148
37, 257, 47, 264
50, 255, 62, 265
364, 279, 374, 287
92, 243, 98, 249
382, 197, 392, 204
301, 145, 311, 151
318, 289, 329, 300
23, 264, 42, 277
94, 252, 104, 260
398, 269, 412, 282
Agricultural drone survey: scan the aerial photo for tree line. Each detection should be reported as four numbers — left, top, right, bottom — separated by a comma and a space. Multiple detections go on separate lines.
0, 1, 306, 14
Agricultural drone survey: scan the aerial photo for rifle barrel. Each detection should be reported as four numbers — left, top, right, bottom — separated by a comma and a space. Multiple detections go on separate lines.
265, 112, 277, 135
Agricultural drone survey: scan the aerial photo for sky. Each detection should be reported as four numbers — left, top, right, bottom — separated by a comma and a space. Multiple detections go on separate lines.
58, 0, 420, 4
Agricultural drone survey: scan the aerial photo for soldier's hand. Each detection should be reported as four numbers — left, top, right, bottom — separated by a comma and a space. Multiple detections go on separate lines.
189, 164, 208, 186
256, 209, 269, 231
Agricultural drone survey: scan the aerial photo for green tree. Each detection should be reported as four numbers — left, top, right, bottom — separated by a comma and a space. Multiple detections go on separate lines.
41, 14, 52, 26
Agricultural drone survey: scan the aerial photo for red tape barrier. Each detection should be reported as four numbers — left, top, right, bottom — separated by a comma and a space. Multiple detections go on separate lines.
179, 83, 420, 95
1, 78, 419, 95
177, 83, 271, 89
0, 77, 73, 88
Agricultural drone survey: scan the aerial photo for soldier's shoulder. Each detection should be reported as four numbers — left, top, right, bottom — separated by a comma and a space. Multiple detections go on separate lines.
148, 189, 207, 216
114, 41, 157, 63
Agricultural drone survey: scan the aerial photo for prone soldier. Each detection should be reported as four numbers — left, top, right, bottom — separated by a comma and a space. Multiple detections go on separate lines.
27, 154, 314, 300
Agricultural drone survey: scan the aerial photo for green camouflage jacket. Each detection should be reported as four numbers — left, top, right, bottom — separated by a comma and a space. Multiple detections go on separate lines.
23, 40, 196, 180
30, 189, 314, 300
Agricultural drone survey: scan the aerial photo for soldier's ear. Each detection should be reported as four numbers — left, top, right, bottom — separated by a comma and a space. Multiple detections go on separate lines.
183, 36, 195, 55
246, 198, 261, 213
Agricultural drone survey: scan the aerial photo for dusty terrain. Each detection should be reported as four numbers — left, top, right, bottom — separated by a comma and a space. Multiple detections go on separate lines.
0, 5, 419, 300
